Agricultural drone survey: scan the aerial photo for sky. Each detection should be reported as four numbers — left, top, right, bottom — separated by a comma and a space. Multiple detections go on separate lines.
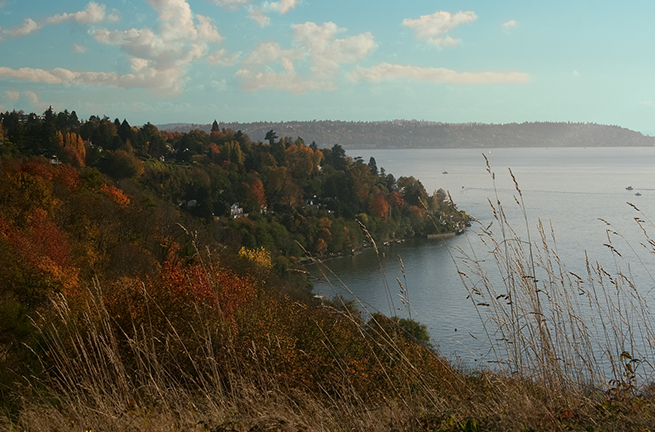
1, 0, 655, 135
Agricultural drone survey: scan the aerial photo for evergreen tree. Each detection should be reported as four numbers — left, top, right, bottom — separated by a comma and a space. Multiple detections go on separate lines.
368, 156, 378, 176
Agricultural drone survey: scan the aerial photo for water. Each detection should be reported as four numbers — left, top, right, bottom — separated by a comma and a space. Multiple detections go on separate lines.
308, 147, 655, 368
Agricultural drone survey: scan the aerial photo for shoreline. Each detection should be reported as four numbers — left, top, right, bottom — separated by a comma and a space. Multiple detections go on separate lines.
300, 229, 464, 264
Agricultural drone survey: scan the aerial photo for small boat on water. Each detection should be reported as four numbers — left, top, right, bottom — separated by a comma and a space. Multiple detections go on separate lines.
626, 186, 634, 191
636, 192, 642, 196
442, 171, 448, 174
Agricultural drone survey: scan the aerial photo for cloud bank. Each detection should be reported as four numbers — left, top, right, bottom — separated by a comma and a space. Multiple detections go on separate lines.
403, 11, 477, 47
2, 2, 120, 40
45, 2, 112, 25
90, 0, 222, 92
236, 21, 375, 93
5, 18, 41, 37
0, 0, 223, 93
248, 7, 270, 27
349, 63, 530, 85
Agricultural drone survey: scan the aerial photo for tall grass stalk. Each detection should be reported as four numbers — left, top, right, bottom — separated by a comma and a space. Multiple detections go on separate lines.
14, 246, 466, 431
12, 168, 655, 430
456, 159, 655, 392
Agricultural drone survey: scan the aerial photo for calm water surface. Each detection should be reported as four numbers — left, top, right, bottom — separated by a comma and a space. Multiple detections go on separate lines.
308, 147, 655, 366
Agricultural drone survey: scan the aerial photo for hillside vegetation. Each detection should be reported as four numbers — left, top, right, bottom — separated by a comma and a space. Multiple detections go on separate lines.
2, 109, 655, 431
159, 120, 655, 149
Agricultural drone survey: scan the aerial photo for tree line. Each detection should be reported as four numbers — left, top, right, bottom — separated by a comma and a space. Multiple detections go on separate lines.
1, 109, 468, 262
160, 119, 655, 149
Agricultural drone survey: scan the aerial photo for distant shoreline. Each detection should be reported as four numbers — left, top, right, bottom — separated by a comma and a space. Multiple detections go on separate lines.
427, 232, 457, 240
158, 120, 655, 149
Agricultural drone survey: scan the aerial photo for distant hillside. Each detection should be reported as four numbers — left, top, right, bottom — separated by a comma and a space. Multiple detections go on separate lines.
157, 120, 655, 149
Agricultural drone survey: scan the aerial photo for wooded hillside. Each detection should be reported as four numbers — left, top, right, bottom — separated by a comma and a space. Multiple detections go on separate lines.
159, 120, 655, 149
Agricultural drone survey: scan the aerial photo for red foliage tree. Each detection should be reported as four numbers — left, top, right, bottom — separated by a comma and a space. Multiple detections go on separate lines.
371, 192, 390, 219
389, 191, 405, 208
248, 175, 267, 209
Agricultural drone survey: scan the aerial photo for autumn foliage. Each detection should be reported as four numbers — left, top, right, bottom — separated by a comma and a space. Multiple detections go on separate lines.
0, 109, 477, 432
100, 183, 130, 206
371, 192, 390, 219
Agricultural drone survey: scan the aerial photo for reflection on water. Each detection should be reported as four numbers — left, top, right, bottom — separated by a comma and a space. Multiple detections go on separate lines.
308, 235, 489, 362
309, 147, 655, 369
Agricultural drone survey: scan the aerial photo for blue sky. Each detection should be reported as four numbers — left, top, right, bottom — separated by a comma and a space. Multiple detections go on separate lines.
1, 0, 654, 135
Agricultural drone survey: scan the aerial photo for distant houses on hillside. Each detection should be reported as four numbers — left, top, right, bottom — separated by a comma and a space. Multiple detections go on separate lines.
230, 202, 247, 219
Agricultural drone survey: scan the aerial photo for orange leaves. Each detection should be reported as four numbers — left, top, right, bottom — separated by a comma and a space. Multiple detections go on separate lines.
20, 159, 56, 180
18, 159, 79, 190
215, 268, 257, 324
53, 164, 80, 190
285, 143, 323, 179
161, 243, 257, 324
26, 209, 72, 267
209, 142, 220, 154
248, 175, 267, 209
210, 129, 226, 142
315, 238, 328, 255
389, 191, 405, 208
100, 183, 130, 206
162, 244, 214, 306
409, 205, 426, 218
371, 192, 390, 220
0, 209, 79, 295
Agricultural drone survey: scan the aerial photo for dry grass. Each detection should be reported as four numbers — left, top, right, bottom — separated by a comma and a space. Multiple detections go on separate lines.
8, 160, 655, 431
456, 157, 655, 394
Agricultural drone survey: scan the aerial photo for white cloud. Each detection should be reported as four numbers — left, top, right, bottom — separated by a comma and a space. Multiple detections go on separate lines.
349, 63, 530, 85
6, 18, 41, 37
207, 48, 240, 66
3, 3, 121, 41
262, 0, 298, 15
0, 67, 65, 84
243, 41, 304, 67
402, 11, 477, 48
210, 79, 227, 91
5, 90, 20, 102
279, 0, 298, 14
236, 69, 336, 93
25, 91, 39, 104
293, 21, 375, 78
130, 58, 150, 71
196, 15, 222, 42
501, 20, 518, 29
25, 91, 50, 111
46, 2, 108, 24
0, 65, 190, 92
73, 44, 87, 54
236, 21, 374, 93
248, 7, 270, 27
88, 0, 224, 92
208, 0, 253, 10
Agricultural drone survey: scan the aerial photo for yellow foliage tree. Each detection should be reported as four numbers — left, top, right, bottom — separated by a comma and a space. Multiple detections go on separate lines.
285, 143, 323, 179
238, 246, 273, 269
57, 131, 86, 166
